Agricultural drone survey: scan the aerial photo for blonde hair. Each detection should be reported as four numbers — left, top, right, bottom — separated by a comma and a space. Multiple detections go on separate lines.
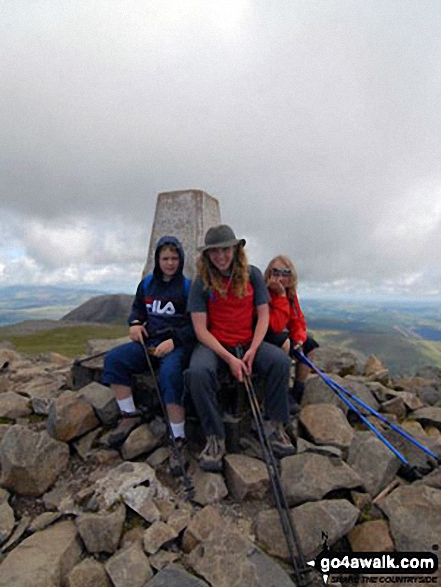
196, 245, 250, 298
264, 255, 298, 298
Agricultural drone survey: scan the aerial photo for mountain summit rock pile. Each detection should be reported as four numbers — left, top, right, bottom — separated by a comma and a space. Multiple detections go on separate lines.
0, 345, 440, 586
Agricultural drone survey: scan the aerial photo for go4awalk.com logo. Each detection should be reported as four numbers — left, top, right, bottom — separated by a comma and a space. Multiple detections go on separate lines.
307, 552, 439, 585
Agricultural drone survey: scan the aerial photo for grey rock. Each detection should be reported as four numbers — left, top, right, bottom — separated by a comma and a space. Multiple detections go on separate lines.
0, 426, 69, 496
1, 514, 31, 551
28, 511, 62, 533
379, 484, 441, 551
92, 461, 172, 510
0, 500, 14, 545
224, 453, 269, 501
255, 499, 360, 560
0, 520, 82, 587
303, 374, 349, 413
299, 403, 354, 450
120, 423, 162, 460
381, 396, 407, 419
167, 506, 192, 534
410, 407, 441, 429
147, 563, 209, 586
280, 453, 363, 506
315, 346, 366, 376
47, 390, 100, 441
123, 485, 161, 523
0, 391, 32, 419
188, 527, 296, 587
105, 541, 153, 587
347, 520, 394, 552
191, 467, 229, 505
67, 558, 111, 587
341, 376, 380, 413
143, 520, 178, 554
78, 381, 119, 426
148, 550, 181, 572
73, 428, 101, 459
76, 503, 126, 554
297, 437, 343, 459
347, 431, 401, 497
182, 504, 223, 553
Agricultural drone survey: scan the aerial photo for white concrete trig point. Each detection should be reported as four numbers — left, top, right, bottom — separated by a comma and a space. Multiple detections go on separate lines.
142, 190, 221, 279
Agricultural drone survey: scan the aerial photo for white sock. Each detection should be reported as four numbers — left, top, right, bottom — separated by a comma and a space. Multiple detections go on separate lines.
117, 396, 137, 414
170, 421, 185, 439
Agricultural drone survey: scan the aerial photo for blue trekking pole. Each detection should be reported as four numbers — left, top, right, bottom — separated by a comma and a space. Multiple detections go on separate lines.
292, 350, 440, 478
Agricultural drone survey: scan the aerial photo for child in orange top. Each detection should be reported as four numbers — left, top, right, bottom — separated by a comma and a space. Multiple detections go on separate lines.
264, 255, 319, 412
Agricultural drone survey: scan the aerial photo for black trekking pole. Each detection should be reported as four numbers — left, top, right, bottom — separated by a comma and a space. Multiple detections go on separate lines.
73, 349, 109, 366
293, 350, 440, 477
236, 346, 312, 587
140, 339, 194, 500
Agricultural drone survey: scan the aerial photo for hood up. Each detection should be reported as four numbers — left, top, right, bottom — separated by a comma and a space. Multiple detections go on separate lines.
153, 235, 185, 278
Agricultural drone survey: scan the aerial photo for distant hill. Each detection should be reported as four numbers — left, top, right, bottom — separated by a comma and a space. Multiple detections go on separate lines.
61, 294, 133, 324
0, 285, 109, 327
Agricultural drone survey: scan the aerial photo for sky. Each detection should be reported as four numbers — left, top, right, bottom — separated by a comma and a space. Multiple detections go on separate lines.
1, 0, 441, 299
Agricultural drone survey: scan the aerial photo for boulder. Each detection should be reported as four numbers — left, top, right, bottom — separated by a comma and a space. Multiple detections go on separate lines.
0, 520, 82, 587
47, 390, 100, 441
409, 407, 441, 429
147, 563, 209, 586
0, 498, 15, 546
67, 558, 111, 587
347, 431, 401, 497
224, 453, 269, 500
0, 426, 69, 496
105, 541, 153, 587
188, 527, 296, 587
120, 423, 162, 460
122, 485, 162, 523
0, 391, 32, 419
315, 346, 365, 376
302, 375, 349, 413
191, 467, 229, 505
255, 499, 360, 560
182, 505, 223, 553
299, 404, 354, 450
78, 381, 119, 426
143, 520, 179, 554
347, 519, 394, 552
280, 453, 363, 506
76, 503, 126, 554
379, 484, 441, 551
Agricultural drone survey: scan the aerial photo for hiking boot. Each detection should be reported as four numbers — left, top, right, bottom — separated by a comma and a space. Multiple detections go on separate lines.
108, 411, 142, 448
199, 435, 225, 472
169, 437, 189, 477
266, 421, 297, 458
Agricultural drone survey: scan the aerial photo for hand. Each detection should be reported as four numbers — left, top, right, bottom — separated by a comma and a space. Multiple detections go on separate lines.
268, 275, 286, 296
129, 324, 147, 343
293, 341, 303, 351
227, 355, 247, 382
153, 339, 174, 358
242, 347, 257, 376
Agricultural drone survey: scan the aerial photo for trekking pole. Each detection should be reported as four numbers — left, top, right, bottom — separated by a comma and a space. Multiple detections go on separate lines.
236, 346, 311, 587
73, 350, 109, 366
293, 350, 440, 474
140, 339, 194, 500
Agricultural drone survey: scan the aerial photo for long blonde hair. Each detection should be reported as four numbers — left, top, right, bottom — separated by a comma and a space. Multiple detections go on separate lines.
264, 255, 298, 299
196, 245, 250, 298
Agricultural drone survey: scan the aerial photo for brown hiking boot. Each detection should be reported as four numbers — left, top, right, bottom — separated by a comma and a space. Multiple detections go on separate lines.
108, 411, 142, 448
266, 421, 297, 458
169, 437, 189, 477
199, 435, 225, 472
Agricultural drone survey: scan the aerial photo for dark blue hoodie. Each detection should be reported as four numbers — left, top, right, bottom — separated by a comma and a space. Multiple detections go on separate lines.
128, 236, 195, 347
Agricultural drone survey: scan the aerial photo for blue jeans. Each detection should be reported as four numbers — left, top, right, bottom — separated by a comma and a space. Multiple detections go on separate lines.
102, 341, 188, 406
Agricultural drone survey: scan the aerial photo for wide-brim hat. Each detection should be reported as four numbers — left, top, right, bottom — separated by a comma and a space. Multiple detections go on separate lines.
197, 224, 246, 253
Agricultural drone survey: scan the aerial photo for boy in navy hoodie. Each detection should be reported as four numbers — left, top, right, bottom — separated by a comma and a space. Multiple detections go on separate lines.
102, 236, 194, 475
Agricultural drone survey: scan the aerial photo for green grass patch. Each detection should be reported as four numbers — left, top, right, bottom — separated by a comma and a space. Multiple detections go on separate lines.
7, 324, 128, 358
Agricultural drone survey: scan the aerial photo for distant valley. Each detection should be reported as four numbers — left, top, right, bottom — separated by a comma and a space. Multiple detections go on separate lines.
1, 286, 440, 376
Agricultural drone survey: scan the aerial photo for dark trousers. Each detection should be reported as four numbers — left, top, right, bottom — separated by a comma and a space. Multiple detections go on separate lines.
184, 342, 291, 438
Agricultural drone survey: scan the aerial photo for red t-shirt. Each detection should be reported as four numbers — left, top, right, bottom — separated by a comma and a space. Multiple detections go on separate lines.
207, 279, 255, 347
268, 290, 307, 344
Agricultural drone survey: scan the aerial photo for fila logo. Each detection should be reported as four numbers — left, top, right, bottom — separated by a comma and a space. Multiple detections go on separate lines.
146, 300, 176, 315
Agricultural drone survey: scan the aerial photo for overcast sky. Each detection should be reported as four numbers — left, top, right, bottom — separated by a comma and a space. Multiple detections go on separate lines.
1, 0, 441, 299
